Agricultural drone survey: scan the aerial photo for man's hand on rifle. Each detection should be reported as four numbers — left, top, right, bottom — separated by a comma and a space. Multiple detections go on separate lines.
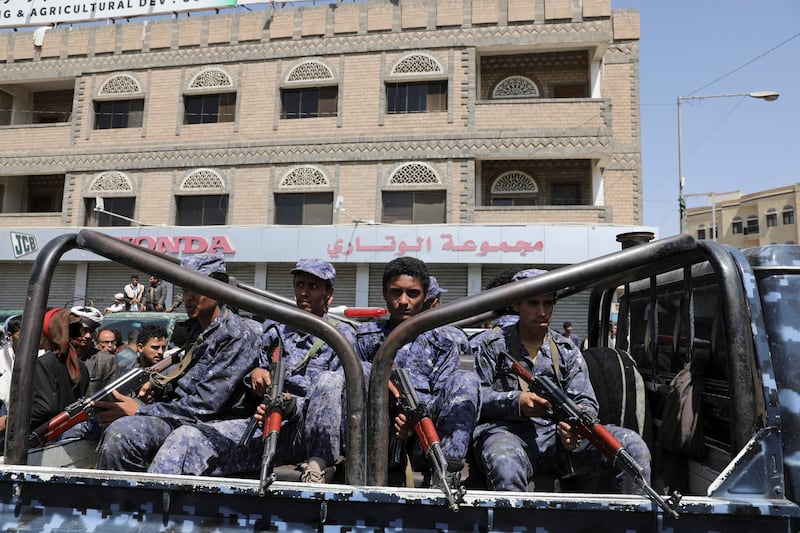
394, 412, 415, 441
556, 421, 582, 451
92, 390, 140, 427
250, 367, 273, 397
519, 391, 551, 418
137, 381, 159, 404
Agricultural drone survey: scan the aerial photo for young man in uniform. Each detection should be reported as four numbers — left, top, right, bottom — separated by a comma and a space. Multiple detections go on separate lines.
470, 268, 651, 492
247, 258, 357, 483
355, 257, 479, 489
95, 253, 261, 475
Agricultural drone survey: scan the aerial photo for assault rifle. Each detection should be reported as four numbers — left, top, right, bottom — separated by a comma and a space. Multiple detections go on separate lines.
505, 355, 681, 519
389, 367, 466, 512
28, 346, 184, 448
238, 338, 286, 496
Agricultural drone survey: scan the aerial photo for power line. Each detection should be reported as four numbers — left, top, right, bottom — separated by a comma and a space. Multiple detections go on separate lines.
689, 31, 800, 96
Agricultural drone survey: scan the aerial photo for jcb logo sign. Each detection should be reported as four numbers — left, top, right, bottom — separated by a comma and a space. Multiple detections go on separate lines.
11, 232, 38, 258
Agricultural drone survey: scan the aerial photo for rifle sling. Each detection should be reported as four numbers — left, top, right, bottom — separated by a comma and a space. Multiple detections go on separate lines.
149, 309, 228, 392
288, 317, 340, 373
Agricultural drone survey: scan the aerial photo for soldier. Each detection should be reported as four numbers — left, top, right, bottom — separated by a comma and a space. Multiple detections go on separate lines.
355, 257, 479, 489
95, 253, 261, 474
422, 275, 448, 310
246, 258, 357, 483
470, 268, 652, 492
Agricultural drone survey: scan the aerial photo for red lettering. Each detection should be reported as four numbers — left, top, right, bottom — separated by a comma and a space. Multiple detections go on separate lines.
155, 237, 181, 254
115, 235, 234, 256
181, 236, 207, 254
207, 236, 235, 254
133, 236, 156, 249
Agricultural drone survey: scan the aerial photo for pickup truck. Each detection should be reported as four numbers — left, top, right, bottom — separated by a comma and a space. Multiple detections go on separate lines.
0, 229, 797, 531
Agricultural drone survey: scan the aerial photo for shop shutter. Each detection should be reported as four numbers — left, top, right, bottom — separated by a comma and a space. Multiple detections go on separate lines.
0, 263, 76, 310
426, 264, 468, 304
331, 263, 357, 307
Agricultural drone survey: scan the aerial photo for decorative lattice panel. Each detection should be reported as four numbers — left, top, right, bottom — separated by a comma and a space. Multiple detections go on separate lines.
279, 166, 330, 188
390, 53, 443, 76
491, 171, 538, 194
89, 171, 134, 192
492, 76, 540, 99
286, 61, 334, 83
188, 68, 233, 89
99, 75, 141, 96
389, 162, 441, 185
181, 168, 225, 190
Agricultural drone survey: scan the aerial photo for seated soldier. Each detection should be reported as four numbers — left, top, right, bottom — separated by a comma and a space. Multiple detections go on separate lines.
470, 268, 652, 493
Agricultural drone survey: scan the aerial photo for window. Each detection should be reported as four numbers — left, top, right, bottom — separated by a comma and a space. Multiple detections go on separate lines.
94, 74, 144, 129
94, 99, 144, 129
490, 171, 538, 206
32, 90, 73, 123
184, 93, 235, 124
176, 195, 228, 225
382, 190, 446, 224
0, 90, 12, 126
766, 209, 778, 228
551, 183, 581, 205
275, 166, 333, 224
281, 87, 337, 119
386, 53, 447, 114
27, 175, 65, 212
731, 216, 743, 234
745, 214, 759, 235
85, 197, 135, 226
176, 169, 228, 225
697, 225, 707, 240
783, 206, 795, 225
183, 68, 236, 124
387, 81, 447, 114
275, 192, 333, 224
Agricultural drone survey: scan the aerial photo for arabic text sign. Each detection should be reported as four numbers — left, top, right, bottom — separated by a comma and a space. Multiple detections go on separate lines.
325, 232, 544, 260
0, 0, 271, 29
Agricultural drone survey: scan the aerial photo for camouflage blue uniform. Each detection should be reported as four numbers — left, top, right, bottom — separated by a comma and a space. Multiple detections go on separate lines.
249, 315, 358, 468
355, 320, 480, 468
471, 325, 652, 492
98, 306, 261, 474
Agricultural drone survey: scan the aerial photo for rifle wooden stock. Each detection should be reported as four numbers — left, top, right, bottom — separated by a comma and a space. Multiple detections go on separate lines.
389, 367, 464, 511
28, 349, 182, 448
241, 338, 285, 497
506, 355, 681, 518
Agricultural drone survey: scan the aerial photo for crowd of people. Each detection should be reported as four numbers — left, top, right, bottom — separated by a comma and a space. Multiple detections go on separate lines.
104, 275, 171, 314
1, 253, 643, 498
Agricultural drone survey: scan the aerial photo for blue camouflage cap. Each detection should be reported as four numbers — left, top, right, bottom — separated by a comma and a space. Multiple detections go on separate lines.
512, 268, 548, 281
180, 253, 227, 276
426, 275, 448, 302
291, 258, 336, 286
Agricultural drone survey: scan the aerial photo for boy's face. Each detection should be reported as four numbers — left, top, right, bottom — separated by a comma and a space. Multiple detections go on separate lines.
383, 274, 426, 323
293, 272, 333, 317
514, 294, 556, 337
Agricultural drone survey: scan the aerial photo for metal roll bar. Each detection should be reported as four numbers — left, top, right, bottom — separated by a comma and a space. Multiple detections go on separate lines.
366, 233, 738, 485
6, 230, 366, 485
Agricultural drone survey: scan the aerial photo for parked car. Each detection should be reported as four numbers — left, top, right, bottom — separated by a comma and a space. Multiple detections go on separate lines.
100, 311, 189, 348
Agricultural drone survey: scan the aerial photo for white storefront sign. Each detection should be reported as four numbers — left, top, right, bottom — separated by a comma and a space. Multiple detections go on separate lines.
0, 224, 657, 265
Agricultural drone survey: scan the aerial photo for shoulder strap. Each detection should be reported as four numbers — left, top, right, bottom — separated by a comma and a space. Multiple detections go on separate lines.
288, 316, 340, 373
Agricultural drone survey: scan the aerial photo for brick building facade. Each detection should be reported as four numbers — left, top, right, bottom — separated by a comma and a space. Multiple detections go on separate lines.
0, 0, 649, 333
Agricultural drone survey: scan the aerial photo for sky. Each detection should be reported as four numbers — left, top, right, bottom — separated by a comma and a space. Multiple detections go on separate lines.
614, 1, 800, 238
